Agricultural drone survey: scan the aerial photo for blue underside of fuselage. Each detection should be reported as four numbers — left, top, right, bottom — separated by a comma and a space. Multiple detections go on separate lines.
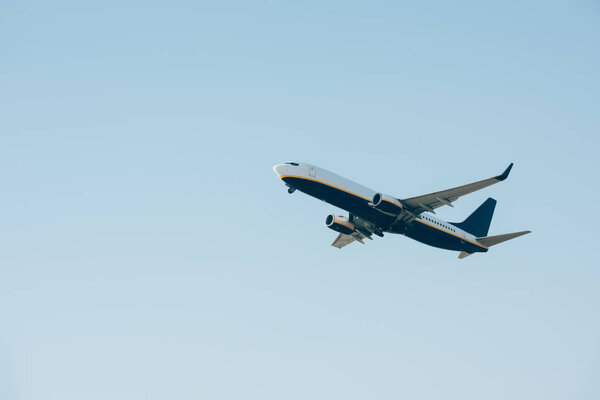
283, 176, 487, 254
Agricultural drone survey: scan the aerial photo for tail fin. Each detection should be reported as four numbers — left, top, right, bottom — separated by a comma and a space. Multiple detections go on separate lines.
477, 230, 531, 247
450, 197, 496, 237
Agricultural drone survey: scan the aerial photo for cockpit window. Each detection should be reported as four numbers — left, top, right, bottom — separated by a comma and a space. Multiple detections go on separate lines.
285, 162, 299, 166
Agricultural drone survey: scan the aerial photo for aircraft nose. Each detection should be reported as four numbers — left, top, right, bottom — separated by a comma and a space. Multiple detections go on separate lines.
273, 164, 287, 178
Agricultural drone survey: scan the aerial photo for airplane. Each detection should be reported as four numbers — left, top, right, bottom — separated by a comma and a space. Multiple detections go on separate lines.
273, 162, 530, 258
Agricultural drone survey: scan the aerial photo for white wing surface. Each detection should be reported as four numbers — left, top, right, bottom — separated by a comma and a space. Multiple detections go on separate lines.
331, 230, 372, 249
399, 163, 513, 215
331, 234, 356, 248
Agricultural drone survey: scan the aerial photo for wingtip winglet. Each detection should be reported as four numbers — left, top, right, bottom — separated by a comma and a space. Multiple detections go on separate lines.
495, 163, 514, 181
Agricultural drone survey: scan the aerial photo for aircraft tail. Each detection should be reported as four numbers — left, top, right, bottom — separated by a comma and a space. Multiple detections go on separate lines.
450, 197, 496, 237
477, 231, 531, 247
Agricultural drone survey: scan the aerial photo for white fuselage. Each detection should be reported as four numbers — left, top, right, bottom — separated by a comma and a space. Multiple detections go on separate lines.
273, 162, 481, 246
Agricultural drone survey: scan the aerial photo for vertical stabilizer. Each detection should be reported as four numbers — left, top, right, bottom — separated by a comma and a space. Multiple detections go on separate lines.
450, 198, 496, 237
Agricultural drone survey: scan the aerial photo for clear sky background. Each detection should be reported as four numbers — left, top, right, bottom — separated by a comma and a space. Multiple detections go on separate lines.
1, 1, 599, 399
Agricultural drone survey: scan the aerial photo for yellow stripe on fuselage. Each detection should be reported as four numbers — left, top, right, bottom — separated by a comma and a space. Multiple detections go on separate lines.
415, 219, 488, 249
279, 175, 373, 202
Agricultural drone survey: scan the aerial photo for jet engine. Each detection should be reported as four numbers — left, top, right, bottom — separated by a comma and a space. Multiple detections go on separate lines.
372, 193, 403, 215
325, 214, 355, 235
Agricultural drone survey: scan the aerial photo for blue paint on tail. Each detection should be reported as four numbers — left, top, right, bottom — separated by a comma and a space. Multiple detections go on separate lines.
450, 198, 497, 237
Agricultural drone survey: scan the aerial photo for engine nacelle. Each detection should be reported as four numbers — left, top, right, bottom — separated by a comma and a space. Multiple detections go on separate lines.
325, 214, 355, 235
372, 193, 403, 215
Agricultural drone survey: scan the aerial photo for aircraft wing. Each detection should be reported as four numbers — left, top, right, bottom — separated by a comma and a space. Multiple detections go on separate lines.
331, 233, 356, 248
331, 230, 371, 249
399, 163, 513, 215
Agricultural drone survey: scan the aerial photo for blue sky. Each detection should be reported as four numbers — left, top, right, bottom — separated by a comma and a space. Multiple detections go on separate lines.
1, 1, 599, 399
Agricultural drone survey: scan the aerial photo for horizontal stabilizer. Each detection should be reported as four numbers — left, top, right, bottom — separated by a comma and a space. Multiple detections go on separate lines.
477, 230, 531, 247
458, 251, 473, 259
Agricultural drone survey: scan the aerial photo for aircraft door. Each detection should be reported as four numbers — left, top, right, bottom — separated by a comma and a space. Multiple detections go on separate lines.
309, 165, 316, 177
